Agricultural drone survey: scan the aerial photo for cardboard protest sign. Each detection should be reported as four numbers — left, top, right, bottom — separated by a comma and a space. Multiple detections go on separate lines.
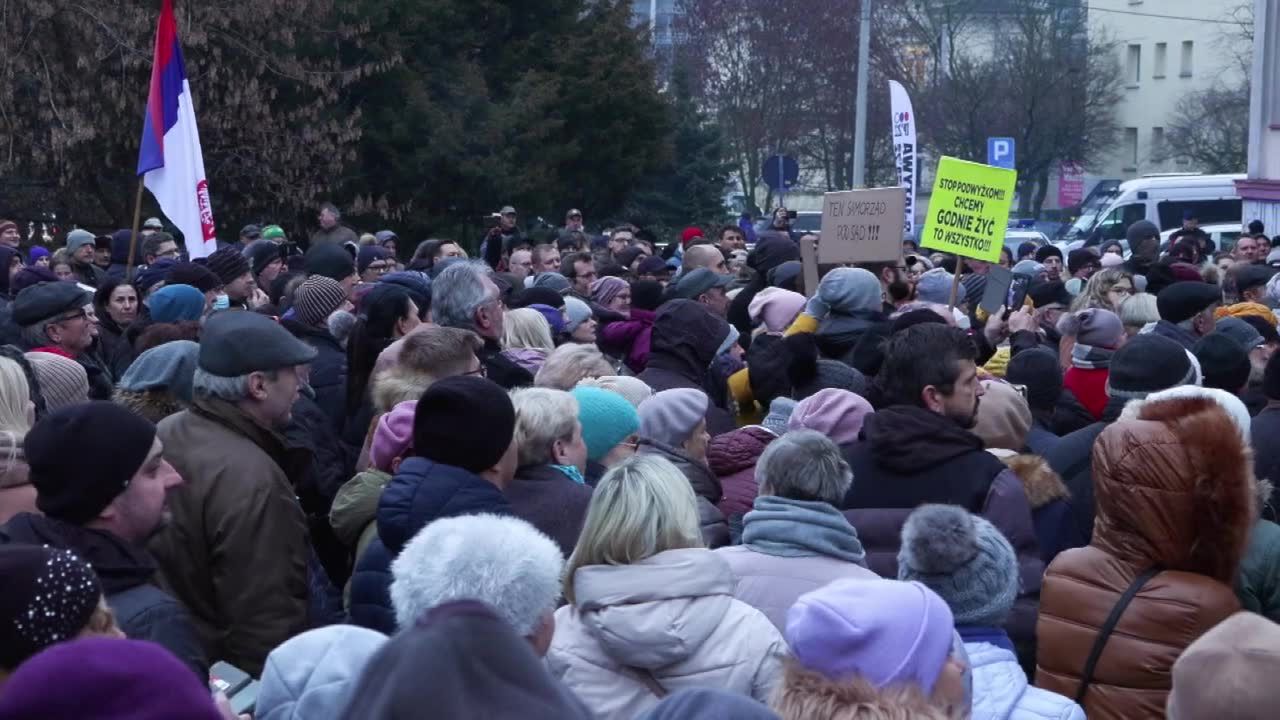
818, 187, 906, 265
922, 157, 1017, 264
799, 235, 820, 297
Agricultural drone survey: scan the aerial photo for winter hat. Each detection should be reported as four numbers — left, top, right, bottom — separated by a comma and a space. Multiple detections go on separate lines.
787, 388, 873, 446
562, 296, 592, 333
166, 261, 221, 293
0, 219, 16, 238
1157, 282, 1221, 323
748, 287, 806, 333
256, 626, 387, 720
680, 226, 705, 247
64, 229, 95, 255
571, 386, 640, 463
715, 324, 740, 357
10, 266, 59, 296
589, 276, 629, 308
133, 258, 177, 296
767, 261, 803, 291
638, 388, 709, 447
147, 283, 206, 323
1034, 245, 1063, 263
785, 578, 956, 693
808, 267, 882, 318
205, 245, 250, 285
972, 380, 1033, 451
23, 352, 89, 411
1235, 264, 1274, 295
897, 504, 1018, 627
357, 245, 392, 276
1061, 308, 1125, 349
1138, 386, 1251, 443
614, 246, 645, 270
794, 359, 867, 401
630, 279, 665, 311
1067, 248, 1098, 275
513, 287, 566, 311
1126, 219, 1160, 245
12, 282, 90, 326
0, 546, 102, 672
527, 304, 566, 335
1215, 317, 1265, 352
295, 275, 348, 327
117, 340, 200, 403
1167, 612, 1280, 720
1100, 252, 1125, 268
532, 271, 572, 294
27, 401, 156, 524
1106, 333, 1197, 399
26, 246, 49, 267
577, 376, 652, 408
305, 243, 356, 282
762, 396, 797, 436
369, 401, 417, 473
914, 268, 955, 305
1215, 301, 1276, 326
1028, 279, 1071, 309
244, 240, 287, 278
1012, 259, 1046, 277
1194, 332, 1251, 392
1004, 348, 1062, 411
0, 636, 224, 720
413, 376, 516, 474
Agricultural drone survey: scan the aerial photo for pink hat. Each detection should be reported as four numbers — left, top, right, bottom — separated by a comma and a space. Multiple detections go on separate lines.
748, 287, 807, 333
370, 400, 416, 472
787, 388, 874, 445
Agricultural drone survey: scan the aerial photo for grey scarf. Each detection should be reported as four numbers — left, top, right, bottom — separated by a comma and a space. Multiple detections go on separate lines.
1071, 342, 1113, 370
742, 495, 867, 565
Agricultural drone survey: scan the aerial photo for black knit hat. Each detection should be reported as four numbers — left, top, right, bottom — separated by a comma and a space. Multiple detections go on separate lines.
305, 243, 356, 282
1005, 347, 1063, 411
1157, 282, 1222, 324
167, 262, 221, 293
0, 545, 102, 671
1106, 334, 1197, 400
413, 376, 516, 475
1027, 281, 1072, 309
205, 245, 251, 285
244, 240, 287, 279
510, 287, 566, 310
26, 402, 156, 524
630, 280, 665, 311
1067, 249, 1099, 275
1034, 245, 1063, 263
1194, 332, 1251, 392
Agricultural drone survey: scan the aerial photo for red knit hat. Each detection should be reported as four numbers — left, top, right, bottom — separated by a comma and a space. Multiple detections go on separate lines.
680, 227, 704, 247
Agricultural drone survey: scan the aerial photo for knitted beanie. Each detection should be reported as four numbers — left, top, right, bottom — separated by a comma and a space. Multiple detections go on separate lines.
1061, 308, 1125, 349
630, 280, 665, 311
1106, 333, 1197, 399
914, 268, 955, 305
1034, 245, 1063, 263
357, 245, 391, 276
1194, 332, 1251, 392
589, 276, 629, 309
295, 275, 348, 327
638, 388, 709, 447
793, 358, 867, 401
166, 262, 221, 293
576, 376, 652, 408
0, 546, 103, 673
413, 376, 516, 474
26, 246, 50, 267
11, 266, 59, 296
571, 386, 640, 463
148, 284, 206, 323
65, 229, 95, 255
808, 267, 882, 318
532, 272, 571, 294
205, 245, 251, 285
133, 258, 177, 296
748, 287, 807, 333
370, 400, 416, 473
1004, 347, 1062, 411
527, 304, 566, 335
1067, 248, 1098, 275
562, 296, 592, 333
787, 388, 874, 446
762, 396, 797, 436
24, 352, 89, 412
897, 504, 1019, 627
305, 243, 356, 282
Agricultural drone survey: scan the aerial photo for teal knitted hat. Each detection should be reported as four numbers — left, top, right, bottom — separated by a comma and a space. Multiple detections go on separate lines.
896, 504, 1018, 627
571, 386, 639, 463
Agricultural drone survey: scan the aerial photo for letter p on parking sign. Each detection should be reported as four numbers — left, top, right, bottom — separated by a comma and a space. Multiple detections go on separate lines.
987, 137, 1016, 170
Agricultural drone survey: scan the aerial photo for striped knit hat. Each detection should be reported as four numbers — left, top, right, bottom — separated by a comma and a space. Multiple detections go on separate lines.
294, 275, 347, 327
24, 353, 89, 412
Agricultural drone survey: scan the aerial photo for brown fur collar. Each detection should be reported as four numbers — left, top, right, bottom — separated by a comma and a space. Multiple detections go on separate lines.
1000, 454, 1070, 509
771, 662, 964, 720
112, 388, 186, 425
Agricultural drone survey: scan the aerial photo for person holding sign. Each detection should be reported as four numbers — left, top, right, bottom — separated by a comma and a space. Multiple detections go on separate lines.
921, 158, 1018, 295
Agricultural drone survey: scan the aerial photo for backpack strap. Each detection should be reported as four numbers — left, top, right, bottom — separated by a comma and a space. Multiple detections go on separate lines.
1074, 566, 1162, 704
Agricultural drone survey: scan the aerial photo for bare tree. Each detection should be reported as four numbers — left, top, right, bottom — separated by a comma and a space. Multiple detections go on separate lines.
1160, 86, 1250, 173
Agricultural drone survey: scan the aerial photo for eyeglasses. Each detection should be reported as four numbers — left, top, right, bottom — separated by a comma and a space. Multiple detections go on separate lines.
55, 309, 89, 324
157, 248, 180, 259
1110, 286, 1134, 296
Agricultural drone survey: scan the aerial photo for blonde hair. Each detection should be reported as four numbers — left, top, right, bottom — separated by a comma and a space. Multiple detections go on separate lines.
510, 388, 579, 467
0, 357, 32, 435
563, 454, 703, 604
534, 344, 613, 391
502, 308, 555, 351
1069, 267, 1133, 312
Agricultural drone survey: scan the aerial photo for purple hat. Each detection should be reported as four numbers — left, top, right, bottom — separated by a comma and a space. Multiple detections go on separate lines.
787, 388, 874, 446
528, 304, 565, 335
785, 578, 955, 693
26, 247, 50, 267
370, 400, 416, 472
0, 637, 224, 720
589, 276, 629, 308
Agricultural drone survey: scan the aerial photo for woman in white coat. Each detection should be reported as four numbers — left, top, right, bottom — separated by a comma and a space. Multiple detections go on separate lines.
547, 454, 786, 719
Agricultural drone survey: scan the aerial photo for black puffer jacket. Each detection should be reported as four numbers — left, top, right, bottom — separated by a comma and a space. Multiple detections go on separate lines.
637, 300, 735, 436
282, 319, 348, 433
727, 236, 799, 349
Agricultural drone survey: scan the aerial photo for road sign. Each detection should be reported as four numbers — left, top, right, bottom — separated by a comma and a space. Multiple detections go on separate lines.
763, 155, 799, 191
987, 137, 1016, 170
922, 156, 1018, 264
818, 187, 906, 264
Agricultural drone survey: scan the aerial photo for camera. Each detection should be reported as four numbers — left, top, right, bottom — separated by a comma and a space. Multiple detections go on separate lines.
483, 214, 502, 230
787, 210, 798, 220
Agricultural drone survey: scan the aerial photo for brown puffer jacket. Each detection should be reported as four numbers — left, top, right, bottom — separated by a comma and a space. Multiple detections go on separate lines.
1036, 392, 1253, 720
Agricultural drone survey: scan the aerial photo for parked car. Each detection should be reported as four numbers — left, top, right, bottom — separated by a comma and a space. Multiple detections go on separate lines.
1064, 173, 1243, 243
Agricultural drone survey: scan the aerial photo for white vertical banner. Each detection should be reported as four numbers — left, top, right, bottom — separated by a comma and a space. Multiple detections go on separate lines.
889, 80, 918, 239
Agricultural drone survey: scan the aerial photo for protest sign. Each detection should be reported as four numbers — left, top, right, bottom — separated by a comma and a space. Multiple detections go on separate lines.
922, 156, 1017, 264
800, 235, 820, 298
818, 186, 905, 265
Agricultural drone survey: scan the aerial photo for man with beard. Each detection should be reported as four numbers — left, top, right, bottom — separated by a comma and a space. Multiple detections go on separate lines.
838, 323, 1043, 656
857, 259, 911, 312
0, 402, 205, 677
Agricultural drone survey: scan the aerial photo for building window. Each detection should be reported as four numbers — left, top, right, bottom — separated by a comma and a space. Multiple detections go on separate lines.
1125, 128, 1139, 169
1126, 44, 1142, 85
1180, 41, 1194, 77
1151, 127, 1165, 163
1154, 43, 1167, 78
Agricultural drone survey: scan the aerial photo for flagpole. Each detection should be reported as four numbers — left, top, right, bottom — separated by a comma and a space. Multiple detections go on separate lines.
126, 178, 145, 282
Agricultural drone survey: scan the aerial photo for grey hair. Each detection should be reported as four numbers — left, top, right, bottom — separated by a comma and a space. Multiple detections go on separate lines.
192, 367, 277, 401
390, 513, 564, 635
20, 323, 54, 349
533, 344, 613, 390
757, 430, 853, 505
431, 260, 495, 330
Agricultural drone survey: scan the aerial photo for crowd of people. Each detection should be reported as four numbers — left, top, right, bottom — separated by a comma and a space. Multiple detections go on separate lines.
0, 204, 1278, 719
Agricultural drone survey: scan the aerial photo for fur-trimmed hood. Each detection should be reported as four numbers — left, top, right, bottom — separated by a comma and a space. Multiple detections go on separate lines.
998, 454, 1070, 510
112, 388, 186, 425
1092, 391, 1255, 583
771, 662, 964, 720
371, 370, 432, 414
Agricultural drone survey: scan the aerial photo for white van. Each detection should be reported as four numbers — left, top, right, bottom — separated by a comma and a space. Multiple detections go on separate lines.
1064, 173, 1243, 242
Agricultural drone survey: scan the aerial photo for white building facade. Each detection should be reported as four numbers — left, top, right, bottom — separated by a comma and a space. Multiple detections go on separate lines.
1237, 0, 1280, 231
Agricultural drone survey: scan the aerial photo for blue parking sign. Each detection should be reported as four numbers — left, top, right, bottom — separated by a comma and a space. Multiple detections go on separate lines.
987, 137, 1016, 169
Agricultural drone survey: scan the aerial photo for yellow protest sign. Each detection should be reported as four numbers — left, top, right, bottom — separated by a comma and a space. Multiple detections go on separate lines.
922, 156, 1017, 264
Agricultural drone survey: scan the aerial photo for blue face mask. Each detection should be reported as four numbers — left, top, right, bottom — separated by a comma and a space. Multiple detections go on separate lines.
551, 464, 586, 485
